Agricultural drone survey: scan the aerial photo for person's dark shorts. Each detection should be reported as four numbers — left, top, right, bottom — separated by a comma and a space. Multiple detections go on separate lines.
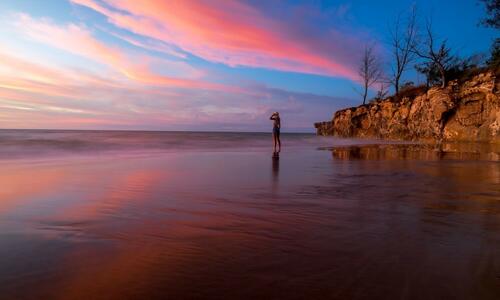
273, 127, 280, 135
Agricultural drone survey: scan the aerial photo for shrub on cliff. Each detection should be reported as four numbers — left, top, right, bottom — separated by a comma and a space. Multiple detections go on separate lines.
397, 84, 427, 100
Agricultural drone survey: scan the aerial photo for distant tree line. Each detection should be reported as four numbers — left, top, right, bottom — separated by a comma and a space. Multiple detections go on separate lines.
357, 0, 499, 104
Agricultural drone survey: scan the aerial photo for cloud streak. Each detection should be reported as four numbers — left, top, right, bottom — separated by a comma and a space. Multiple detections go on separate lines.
9, 13, 237, 92
71, 0, 363, 80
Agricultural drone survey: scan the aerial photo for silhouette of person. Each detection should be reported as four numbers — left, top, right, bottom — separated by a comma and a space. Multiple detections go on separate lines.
270, 112, 281, 154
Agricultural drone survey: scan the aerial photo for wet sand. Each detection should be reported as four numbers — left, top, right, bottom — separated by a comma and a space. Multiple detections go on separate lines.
0, 131, 499, 299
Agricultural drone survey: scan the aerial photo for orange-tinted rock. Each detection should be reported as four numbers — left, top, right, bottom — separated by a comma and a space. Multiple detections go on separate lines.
314, 72, 500, 143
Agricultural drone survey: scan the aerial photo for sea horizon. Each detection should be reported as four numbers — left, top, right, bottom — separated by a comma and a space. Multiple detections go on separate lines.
0, 128, 316, 134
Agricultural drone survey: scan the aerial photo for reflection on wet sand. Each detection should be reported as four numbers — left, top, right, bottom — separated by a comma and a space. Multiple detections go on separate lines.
0, 144, 499, 299
272, 153, 279, 188
329, 143, 500, 161
0, 166, 68, 215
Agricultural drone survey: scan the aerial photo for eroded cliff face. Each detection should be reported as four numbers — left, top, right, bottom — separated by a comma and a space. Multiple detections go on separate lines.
315, 72, 500, 143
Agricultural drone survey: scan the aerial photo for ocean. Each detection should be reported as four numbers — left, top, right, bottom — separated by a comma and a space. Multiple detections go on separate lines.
0, 129, 499, 299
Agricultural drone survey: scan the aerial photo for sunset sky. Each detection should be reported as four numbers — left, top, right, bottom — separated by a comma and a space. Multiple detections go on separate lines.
0, 0, 496, 132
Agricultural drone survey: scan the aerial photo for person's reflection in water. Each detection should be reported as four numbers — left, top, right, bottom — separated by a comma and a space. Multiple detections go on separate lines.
271, 152, 280, 194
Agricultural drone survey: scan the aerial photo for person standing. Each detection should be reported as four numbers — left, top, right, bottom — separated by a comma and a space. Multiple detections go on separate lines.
270, 112, 281, 153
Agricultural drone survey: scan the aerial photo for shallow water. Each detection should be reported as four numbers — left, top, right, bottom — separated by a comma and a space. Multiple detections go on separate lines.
0, 130, 499, 299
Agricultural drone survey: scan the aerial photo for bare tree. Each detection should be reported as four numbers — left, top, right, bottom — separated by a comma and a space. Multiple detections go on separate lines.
388, 7, 418, 96
412, 20, 454, 88
358, 45, 382, 104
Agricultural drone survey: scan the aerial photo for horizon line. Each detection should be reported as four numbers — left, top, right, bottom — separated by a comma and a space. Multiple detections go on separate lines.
0, 128, 316, 134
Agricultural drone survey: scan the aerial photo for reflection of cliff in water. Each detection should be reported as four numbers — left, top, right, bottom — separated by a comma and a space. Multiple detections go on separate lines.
327, 143, 500, 161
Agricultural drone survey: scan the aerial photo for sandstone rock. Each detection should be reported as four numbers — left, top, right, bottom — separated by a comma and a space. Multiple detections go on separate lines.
315, 72, 500, 143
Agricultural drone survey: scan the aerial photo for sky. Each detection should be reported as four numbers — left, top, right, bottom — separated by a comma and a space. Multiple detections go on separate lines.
0, 0, 497, 132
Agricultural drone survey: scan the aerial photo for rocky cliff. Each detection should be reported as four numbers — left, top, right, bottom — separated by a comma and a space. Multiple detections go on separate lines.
315, 72, 500, 143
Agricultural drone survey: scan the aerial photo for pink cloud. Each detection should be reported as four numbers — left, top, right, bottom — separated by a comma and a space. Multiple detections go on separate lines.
10, 13, 236, 92
71, 0, 361, 80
